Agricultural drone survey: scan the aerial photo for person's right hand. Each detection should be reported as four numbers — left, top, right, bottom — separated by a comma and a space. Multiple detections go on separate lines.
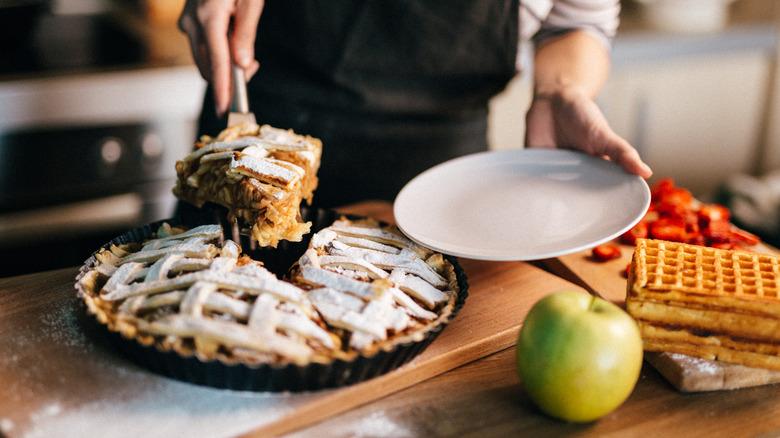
178, 0, 264, 118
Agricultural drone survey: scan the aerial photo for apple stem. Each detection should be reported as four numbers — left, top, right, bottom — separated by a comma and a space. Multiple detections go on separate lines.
588, 294, 599, 311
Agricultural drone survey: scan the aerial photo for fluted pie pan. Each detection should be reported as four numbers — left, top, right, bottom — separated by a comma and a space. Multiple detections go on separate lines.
75, 205, 468, 391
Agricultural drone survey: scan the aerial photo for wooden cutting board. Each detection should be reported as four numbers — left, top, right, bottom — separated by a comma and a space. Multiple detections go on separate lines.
0, 202, 589, 438
543, 239, 780, 392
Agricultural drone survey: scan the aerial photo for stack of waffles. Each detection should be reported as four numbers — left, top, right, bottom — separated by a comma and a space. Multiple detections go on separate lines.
626, 238, 780, 370
173, 121, 322, 247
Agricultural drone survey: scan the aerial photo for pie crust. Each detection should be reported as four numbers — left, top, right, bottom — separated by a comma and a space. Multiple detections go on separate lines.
75, 209, 467, 390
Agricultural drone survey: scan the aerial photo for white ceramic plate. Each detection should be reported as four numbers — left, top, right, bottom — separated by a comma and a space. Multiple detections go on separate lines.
393, 149, 650, 261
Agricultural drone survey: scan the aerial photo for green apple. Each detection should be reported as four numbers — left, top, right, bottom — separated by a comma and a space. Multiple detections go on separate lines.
516, 290, 643, 423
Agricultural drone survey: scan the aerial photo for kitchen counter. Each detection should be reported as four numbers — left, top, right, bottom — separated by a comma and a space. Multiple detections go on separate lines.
287, 348, 780, 438
3, 201, 780, 438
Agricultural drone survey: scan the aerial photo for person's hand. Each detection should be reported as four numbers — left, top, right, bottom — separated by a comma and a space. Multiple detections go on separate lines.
525, 88, 653, 179
178, 0, 264, 118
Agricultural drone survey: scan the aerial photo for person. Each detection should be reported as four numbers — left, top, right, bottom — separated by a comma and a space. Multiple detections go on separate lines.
178, 0, 652, 209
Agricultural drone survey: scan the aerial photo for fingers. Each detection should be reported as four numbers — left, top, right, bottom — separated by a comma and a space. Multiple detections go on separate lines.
198, 1, 234, 118
580, 107, 653, 179
575, 126, 653, 179
232, 0, 264, 71
178, 1, 211, 81
599, 133, 654, 179
177, 0, 263, 118
524, 94, 653, 179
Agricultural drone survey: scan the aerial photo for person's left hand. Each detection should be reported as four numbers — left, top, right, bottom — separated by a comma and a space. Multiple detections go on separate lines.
525, 88, 652, 179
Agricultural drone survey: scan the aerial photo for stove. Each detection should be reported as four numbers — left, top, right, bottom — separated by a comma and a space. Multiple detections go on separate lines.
0, 6, 206, 278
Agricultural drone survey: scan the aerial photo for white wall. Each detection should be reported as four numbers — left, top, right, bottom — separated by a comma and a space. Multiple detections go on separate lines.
486, 23, 780, 197
487, 72, 532, 152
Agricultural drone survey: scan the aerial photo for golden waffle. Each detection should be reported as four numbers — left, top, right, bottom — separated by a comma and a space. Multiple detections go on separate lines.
174, 121, 322, 247
626, 238, 780, 370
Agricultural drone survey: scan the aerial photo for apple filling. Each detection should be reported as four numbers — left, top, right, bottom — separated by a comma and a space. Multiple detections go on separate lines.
174, 122, 322, 247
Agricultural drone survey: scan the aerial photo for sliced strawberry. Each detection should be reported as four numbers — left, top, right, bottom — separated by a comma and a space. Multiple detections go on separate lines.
592, 244, 622, 262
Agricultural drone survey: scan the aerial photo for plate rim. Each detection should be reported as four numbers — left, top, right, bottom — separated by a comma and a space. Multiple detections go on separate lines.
393, 148, 651, 261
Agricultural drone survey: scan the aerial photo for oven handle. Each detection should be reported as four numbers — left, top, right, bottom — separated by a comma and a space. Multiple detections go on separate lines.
0, 193, 144, 247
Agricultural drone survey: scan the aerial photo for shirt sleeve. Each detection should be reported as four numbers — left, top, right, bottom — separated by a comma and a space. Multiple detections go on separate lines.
522, 0, 621, 51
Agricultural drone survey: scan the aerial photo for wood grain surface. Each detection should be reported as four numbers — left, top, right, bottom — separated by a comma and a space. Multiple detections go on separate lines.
284, 348, 780, 438
6, 201, 780, 438
0, 201, 587, 438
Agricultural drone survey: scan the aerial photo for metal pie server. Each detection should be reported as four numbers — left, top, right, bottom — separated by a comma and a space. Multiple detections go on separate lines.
227, 64, 256, 127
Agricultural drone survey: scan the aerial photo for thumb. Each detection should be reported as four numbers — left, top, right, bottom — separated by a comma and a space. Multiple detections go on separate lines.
231, 0, 264, 69
598, 131, 653, 179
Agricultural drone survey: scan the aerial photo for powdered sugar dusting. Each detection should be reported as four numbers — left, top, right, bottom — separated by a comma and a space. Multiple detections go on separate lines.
18, 383, 312, 438
667, 352, 721, 375
1, 295, 319, 438
38, 297, 92, 350
348, 410, 414, 438
286, 410, 413, 438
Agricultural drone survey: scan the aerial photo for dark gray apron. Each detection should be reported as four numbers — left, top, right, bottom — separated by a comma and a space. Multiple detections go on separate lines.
199, 0, 519, 208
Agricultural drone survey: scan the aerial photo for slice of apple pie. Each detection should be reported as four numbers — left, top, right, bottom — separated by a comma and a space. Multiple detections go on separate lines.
174, 121, 322, 247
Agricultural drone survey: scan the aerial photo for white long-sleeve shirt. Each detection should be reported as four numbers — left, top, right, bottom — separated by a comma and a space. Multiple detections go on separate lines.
521, 0, 621, 50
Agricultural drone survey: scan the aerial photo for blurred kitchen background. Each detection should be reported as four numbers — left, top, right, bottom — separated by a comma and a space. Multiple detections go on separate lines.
1, 0, 779, 277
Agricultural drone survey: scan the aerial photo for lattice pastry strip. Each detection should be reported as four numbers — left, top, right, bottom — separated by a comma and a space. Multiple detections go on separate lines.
80, 223, 336, 366
290, 218, 458, 354
77, 218, 460, 368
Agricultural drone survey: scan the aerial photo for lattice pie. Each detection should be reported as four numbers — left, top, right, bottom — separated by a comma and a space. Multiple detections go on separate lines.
626, 238, 780, 370
173, 121, 322, 247
75, 215, 462, 387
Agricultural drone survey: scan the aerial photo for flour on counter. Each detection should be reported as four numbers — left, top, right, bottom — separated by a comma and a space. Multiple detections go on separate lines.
2, 295, 323, 438
348, 410, 415, 438
17, 383, 317, 438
